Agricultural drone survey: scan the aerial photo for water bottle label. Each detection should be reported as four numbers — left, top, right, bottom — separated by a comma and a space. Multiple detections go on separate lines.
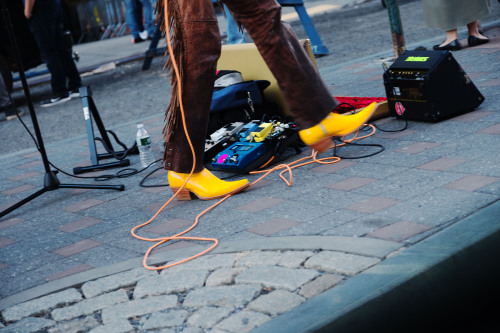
139, 137, 151, 146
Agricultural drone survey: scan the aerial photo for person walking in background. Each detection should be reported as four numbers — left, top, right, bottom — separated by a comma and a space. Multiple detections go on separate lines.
423, 0, 491, 51
0, 73, 20, 121
223, 4, 246, 44
23, 0, 82, 107
126, 0, 155, 43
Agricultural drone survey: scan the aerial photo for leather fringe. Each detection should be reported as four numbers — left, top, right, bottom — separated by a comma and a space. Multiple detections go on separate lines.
156, 0, 184, 144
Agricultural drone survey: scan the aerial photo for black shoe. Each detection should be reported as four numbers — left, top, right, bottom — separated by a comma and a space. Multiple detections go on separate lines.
40, 95, 71, 108
69, 89, 80, 99
468, 35, 489, 47
433, 39, 461, 51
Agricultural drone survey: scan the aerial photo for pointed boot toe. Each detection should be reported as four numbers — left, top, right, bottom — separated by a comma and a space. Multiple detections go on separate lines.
299, 102, 378, 153
168, 169, 248, 200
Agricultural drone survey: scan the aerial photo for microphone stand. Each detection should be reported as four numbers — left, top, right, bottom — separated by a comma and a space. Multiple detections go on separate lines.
0, 0, 124, 219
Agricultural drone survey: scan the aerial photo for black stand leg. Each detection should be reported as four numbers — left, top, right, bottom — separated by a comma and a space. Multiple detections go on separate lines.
0, 1, 124, 220
72, 86, 136, 174
142, 17, 166, 71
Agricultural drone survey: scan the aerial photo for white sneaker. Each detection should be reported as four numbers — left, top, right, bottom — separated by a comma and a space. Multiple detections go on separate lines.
40, 95, 71, 108
139, 30, 148, 40
69, 90, 80, 99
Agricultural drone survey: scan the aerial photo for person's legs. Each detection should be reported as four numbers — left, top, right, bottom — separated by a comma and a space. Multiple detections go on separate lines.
125, 0, 141, 40
54, 6, 81, 93
467, 20, 488, 39
160, 0, 248, 199
161, 0, 222, 173
223, 4, 245, 44
138, 0, 155, 38
29, 7, 69, 98
223, 0, 334, 129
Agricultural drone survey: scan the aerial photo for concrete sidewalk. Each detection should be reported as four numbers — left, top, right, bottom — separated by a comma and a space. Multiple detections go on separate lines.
1, 4, 500, 333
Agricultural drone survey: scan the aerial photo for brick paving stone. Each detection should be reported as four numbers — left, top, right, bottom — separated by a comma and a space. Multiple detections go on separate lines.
236, 197, 286, 212
2, 288, 82, 323
394, 142, 441, 154
367, 221, 432, 242
0, 317, 55, 333
101, 295, 178, 324
246, 217, 301, 236
206, 267, 247, 287
305, 251, 380, 276
8, 172, 41, 181
133, 269, 209, 298
164, 253, 238, 273
82, 267, 158, 298
16, 160, 43, 170
51, 239, 101, 257
145, 217, 194, 234
141, 310, 189, 330
45, 264, 95, 281
62, 199, 103, 213
58, 217, 103, 233
47, 316, 99, 333
299, 274, 344, 299
235, 250, 313, 269
51, 289, 129, 321
213, 310, 270, 333
327, 177, 378, 191
479, 123, 500, 135
183, 285, 262, 308
416, 157, 468, 171
346, 196, 400, 213
235, 266, 318, 291
451, 111, 492, 122
310, 160, 356, 173
186, 306, 233, 328
443, 175, 500, 191
88, 319, 133, 333
0, 237, 16, 248
2, 184, 37, 195
247, 290, 305, 316
0, 217, 24, 230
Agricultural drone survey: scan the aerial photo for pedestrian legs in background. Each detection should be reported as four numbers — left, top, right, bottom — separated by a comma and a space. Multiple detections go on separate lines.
126, 0, 155, 43
223, 4, 246, 44
0, 74, 20, 122
24, 0, 82, 107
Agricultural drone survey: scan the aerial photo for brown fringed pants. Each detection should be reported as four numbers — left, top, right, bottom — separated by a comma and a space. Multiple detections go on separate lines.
160, 0, 337, 173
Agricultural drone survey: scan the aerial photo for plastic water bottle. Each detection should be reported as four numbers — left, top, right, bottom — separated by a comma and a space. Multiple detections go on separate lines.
136, 124, 155, 167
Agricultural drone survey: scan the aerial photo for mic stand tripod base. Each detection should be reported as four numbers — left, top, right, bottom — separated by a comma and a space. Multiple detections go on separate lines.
0, 171, 124, 219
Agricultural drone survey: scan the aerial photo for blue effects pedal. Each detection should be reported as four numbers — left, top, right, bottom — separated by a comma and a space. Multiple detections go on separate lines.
211, 142, 267, 171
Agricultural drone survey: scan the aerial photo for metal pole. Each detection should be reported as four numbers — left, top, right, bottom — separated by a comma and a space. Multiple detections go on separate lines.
385, 0, 405, 58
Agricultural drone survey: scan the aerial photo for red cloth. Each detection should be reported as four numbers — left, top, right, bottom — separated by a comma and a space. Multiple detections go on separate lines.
334, 96, 387, 114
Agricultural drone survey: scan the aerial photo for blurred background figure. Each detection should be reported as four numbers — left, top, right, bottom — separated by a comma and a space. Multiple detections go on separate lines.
24, 0, 82, 107
223, 4, 246, 44
126, 0, 155, 43
422, 0, 491, 51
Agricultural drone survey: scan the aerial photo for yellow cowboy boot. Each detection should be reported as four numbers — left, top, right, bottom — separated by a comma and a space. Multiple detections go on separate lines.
299, 102, 378, 153
168, 169, 249, 200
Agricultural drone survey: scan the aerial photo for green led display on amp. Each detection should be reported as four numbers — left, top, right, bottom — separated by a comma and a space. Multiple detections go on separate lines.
405, 56, 429, 62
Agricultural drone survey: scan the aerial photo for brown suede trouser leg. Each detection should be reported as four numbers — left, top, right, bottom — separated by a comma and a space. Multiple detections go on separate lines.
161, 0, 336, 173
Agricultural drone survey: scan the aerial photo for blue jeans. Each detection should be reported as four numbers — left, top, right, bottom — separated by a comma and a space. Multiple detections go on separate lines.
224, 4, 246, 44
28, 0, 81, 97
126, 0, 155, 38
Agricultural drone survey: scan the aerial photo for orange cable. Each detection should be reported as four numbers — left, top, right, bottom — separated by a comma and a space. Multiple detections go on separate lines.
130, 0, 377, 270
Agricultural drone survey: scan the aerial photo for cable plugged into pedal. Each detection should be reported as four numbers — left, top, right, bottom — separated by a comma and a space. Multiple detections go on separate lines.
206, 118, 301, 173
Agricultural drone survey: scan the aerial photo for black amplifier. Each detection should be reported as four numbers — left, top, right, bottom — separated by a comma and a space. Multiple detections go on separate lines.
383, 50, 484, 122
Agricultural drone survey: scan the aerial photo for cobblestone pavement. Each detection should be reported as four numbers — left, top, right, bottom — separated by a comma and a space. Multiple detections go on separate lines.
1, 0, 500, 332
